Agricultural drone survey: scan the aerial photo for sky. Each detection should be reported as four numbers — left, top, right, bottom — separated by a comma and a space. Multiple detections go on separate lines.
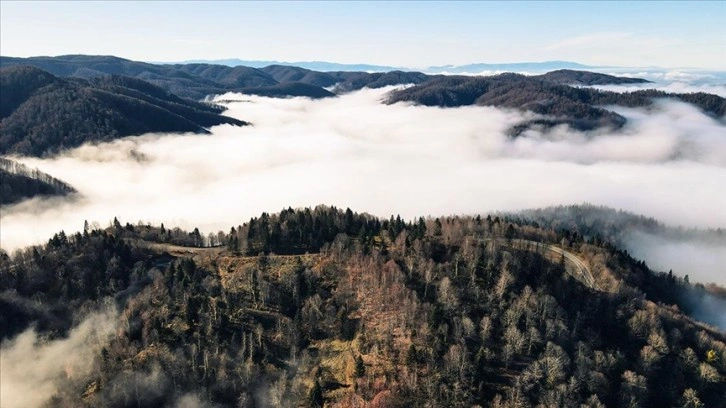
1, 1, 724, 69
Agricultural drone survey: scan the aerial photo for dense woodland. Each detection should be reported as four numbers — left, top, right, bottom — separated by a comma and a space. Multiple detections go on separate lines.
0, 55, 653, 103
0, 65, 246, 156
0, 56, 432, 100
387, 74, 726, 134
1, 206, 724, 407
534, 70, 650, 86
511, 204, 726, 249
0, 157, 77, 205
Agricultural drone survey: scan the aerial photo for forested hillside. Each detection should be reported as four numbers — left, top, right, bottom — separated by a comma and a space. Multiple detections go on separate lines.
387, 74, 726, 134
0, 157, 77, 205
0, 55, 652, 101
534, 70, 651, 86
0, 56, 430, 100
511, 204, 726, 247
0, 65, 246, 156
2, 206, 724, 407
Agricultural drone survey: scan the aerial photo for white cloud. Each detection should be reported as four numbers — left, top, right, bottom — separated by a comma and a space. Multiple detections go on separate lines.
0, 309, 117, 408
624, 231, 726, 285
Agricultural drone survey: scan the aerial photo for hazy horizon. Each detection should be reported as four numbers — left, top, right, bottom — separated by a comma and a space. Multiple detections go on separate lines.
2, 1, 724, 70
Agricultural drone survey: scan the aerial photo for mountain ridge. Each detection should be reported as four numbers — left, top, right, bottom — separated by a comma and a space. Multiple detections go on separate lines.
0, 65, 247, 156
0, 157, 77, 205
386, 73, 725, 134
1, 55, 656, 102
1, 205, 724, 407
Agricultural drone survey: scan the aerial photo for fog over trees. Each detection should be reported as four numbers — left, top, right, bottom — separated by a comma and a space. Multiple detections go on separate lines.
1, 54, 725, 407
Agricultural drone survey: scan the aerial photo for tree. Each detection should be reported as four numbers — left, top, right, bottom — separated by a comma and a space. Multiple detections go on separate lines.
309, 380, 324, 408
355, 354, 365, 377
680, 388, 704, 408
227, 227, 239, 252
620, 370, 647, 408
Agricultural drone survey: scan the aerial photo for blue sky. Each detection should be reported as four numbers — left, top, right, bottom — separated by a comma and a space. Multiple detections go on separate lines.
1, 1, 724, 69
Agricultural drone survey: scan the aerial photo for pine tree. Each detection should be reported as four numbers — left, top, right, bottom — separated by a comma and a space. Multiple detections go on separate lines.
309, 380, 324, 407
355, 354, 365, 377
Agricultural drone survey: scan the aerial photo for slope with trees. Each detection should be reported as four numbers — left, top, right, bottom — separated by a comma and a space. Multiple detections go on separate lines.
387, 74, 726, 134
1, 206, 724, 407
0, 65, 247, 157
0, 157, 77, 205
0, 55, 658, 103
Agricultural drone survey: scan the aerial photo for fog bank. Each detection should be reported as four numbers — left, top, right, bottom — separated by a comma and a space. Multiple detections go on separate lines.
623, 231, 726, 285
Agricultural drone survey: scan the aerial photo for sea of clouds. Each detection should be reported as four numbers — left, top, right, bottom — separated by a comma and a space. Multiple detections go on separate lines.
1, 83, 725, 281
2, 77, 726, 407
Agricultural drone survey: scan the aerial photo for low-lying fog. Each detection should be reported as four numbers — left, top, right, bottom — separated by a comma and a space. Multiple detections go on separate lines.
2, 86, 725, 283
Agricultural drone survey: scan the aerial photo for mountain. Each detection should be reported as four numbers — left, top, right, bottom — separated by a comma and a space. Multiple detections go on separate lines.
424, 60, 594, 74
258, 64, 339, 87
0, 55, 417, 100
0, 55, 330, 100
4, 55, 721, 140
387, 73, 725, 134
0, 157, 77, 205
0, 65, 247, 156
174, 59, 594, 74
173, 58, 402, 72
0, 56, 666, 108
236, 82, 336, 99
510, 204, 724, 246
535, 69, 651, 85
259, 65, 433, 91
1, 206, 724, 407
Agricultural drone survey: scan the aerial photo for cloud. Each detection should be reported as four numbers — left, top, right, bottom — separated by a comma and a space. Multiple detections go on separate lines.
0, 308, 117, 408
623, 231, 726, 285
591, 74, 726, 98
1, 86, 725, 284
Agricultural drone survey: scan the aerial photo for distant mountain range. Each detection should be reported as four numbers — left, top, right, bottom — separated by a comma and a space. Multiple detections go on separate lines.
166, 59, 597, 74
0, 55, 430, 100
425, 61, 595, 74
173, 59, 403, 72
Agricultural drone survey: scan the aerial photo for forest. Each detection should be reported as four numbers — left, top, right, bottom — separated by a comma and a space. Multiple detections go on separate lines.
0, 65, 246, 156
387, 73, 726, 134
1, 206, 724, 407
0, 157, 77, 205
0, 56, 433, 101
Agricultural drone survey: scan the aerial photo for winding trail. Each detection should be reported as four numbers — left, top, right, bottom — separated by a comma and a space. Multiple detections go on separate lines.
484, 238, 600, 290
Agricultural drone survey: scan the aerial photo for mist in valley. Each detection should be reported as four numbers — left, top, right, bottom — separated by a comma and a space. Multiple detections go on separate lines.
2, 86, 725, 284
